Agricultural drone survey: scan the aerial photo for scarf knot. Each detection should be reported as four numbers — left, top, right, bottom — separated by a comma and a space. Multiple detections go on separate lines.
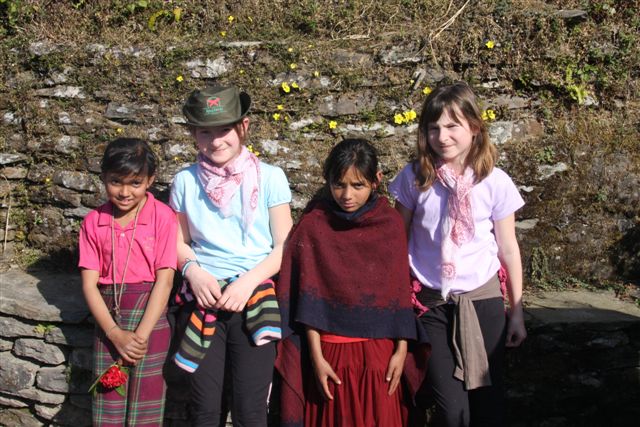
196, 146, 260, 241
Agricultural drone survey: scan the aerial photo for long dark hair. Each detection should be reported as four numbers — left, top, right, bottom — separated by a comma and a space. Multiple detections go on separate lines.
101, 138, 158, 178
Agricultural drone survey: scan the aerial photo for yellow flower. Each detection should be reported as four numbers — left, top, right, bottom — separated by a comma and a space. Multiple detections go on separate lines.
116, 127, 124, 134
485, 40, 495, 49
272, 113, 281, 121
410, 79, 415, 84
175, 75, 184, 82
239, 69, 245, 75
287, 47, 294, 53
290, 63, 297, 70
403, 110, 417, 122
45, 177, 51, 183
328, 120, 337, 129
394, 114, 405, 125
247, 16, 253, 23
291, 82, 299, 89
220, 31, 227, 37
227, 15, 234, 23
281, 82, 291, 93
422, 86, 432, 95
313, 70, 320, 77
277, 104, 284, 110
482, 109, 496, 121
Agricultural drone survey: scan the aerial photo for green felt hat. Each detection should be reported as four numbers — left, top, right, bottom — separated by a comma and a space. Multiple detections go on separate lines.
182, 85, 251, 127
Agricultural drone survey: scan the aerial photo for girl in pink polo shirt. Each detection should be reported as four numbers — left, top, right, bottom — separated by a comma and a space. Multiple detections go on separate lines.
390, 82, 527, 426
78, 137, 177, 426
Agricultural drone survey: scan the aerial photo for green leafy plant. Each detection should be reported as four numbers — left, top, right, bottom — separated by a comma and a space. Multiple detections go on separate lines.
34, 323, 56, 335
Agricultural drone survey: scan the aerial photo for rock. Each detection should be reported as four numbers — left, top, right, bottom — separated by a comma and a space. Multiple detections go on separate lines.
36, 365, 69, 393
259, 140, 288, 156
3, 386, 66, 405
488, 121, 513, 145
0, 408, 44, 427
0, 393, 29, 407
1, 166, 28, 179
34, 86, 86, 99
63, 206, 93, 218
53, 170, 97, 192
0, 270, 88, 323
13, 338, 67, 365
379, 45, 422, 65
516, 218, 539, 230
51, 186, 83, 207
288, 118, 315, 131
29, 41, 59, 56
0, 352, 39, 392
3, 111, 21, 125
0, 316, 43, 339
186, 57, 231, 79
0, 338, 13, 352
525, 290, 640, 324
587, 331, 629, 348
331, 49, 373, 67
555, 9, 588, 22
34, 402, 62, 420
55, 135, 80, 154
0, 153, 28, 165
26, 164, 56, 183
104, 102, 158, 122
494, 95, 530, 109
316, 92, 377, 116
538, 162, 569, 180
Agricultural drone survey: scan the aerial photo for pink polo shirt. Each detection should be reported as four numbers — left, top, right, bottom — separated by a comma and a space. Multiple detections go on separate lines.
78, 192, 178, 285
390, 165, 524, 296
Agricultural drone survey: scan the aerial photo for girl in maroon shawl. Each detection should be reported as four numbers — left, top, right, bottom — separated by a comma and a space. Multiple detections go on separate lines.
276, 139, 427, 427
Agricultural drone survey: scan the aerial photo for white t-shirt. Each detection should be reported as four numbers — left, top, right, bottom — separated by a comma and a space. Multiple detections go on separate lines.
170, 162, 291, 279
389, 164, 524, 295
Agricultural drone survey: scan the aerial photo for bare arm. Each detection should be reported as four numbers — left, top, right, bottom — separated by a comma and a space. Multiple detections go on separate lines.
306, 326, 341, 400
385, 339, 407, 395
176, 212, 222, 308
134, 268, 174, 340
494, 213, 527, 347
215, 203, 293, 312
81, 269, 146, 364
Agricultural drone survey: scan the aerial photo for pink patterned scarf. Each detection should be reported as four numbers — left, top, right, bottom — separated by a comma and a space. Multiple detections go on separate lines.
196, 146, 260, 241
437, 163, 475, 299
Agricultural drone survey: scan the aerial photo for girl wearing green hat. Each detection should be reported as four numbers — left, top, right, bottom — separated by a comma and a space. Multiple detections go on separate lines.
170, 85, 293, 426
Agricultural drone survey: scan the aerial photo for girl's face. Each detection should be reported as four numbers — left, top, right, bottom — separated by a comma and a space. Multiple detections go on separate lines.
103, 172, 154, 218
193, 118, 249, 168
427, 107, 477, 173
330, 166, 378, 212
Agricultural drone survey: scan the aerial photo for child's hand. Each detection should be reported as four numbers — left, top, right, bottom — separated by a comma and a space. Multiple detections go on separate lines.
186, 265, 221, 309
110, 328, 148, 364
214, 276, 255, 312
506, 309, 527, 347
311, 354, 341, 400
386, 342, 407, 395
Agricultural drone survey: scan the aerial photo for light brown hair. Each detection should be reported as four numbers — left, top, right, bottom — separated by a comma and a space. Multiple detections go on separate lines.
414, 82, 497, 191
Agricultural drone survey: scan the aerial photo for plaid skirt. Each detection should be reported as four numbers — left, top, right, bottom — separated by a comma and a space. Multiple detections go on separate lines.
93, 282, 171, 426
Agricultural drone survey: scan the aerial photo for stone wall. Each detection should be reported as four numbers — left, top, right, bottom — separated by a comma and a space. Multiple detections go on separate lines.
2, 269, 639, 426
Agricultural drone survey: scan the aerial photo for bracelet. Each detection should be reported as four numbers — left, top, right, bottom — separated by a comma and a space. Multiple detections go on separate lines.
181, 258, 200, 277
105, 324, 118, 339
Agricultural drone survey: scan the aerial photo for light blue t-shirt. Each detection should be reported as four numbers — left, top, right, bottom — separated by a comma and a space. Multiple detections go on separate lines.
170, 162, 292, 279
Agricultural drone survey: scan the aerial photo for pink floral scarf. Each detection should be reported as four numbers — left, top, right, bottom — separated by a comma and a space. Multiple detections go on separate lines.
437, 163, 475, 299
196, 146, 260, 241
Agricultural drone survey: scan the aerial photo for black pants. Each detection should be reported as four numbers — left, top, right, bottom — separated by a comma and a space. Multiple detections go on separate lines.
190, 311, 276, 427
418, 297, 507, 427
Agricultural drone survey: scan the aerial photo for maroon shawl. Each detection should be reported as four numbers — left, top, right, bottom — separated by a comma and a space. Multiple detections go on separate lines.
275, 196, 428, 427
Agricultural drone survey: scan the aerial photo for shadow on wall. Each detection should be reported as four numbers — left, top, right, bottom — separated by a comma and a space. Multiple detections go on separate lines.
506, 307, 640, 427
611, 221, 640, 286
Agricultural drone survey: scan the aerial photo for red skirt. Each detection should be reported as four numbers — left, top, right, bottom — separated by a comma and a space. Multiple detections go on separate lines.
304, 339, 405, 427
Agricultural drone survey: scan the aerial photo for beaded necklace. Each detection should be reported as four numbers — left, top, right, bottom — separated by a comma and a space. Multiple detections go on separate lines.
110, 202, 141, 325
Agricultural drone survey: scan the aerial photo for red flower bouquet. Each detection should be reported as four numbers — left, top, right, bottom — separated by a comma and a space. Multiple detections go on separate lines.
89, 361, 129, 396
